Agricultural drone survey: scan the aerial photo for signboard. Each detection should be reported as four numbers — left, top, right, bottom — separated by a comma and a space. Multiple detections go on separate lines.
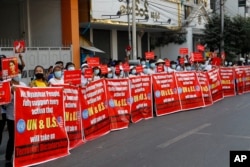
14, 40, 25, 53
197, 44, 205, 52
106, 79, 131, 130
175, 72, 205, 110
145, 52, 155, 60
1, 57, 18, 79
87, 57, 100, 68
80, 79, 110, 141
130, 76, 153, 123
91, 0, 179, 27
179, 48, 188, 55
0, 81, 11, 105
152, 72, 181, 116
14, 87, 69, 167
64, 70, 81, 85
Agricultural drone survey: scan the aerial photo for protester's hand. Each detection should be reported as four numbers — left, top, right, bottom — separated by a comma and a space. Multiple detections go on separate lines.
19, 54, 23, 59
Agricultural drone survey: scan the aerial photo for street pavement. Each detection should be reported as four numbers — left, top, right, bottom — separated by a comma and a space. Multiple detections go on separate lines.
1, 93, 250, 167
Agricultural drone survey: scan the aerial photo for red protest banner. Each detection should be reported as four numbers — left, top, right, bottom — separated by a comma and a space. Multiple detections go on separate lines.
175, 72, 204, 110
0, 81, 11, 105
145, 52, 155, 60
152, 72, 181, 116
207, 68, 224, 102
84, 68, 93, 78
191, 52, 204, 62
123, 63, 130, 72
136, 65, 143, 73
1, 57, 18, 79
234, 67, 246, 95
87, 57, 100, 68
197, 72, 213, 106
179, 48, 188, 55
14, 87, 69, 167
63, 85, 84, 149
243, 66, 250, 93
211, 57, 222, 66
197, 44, 205, 52
106, 78, 131, 130
130, 76, 153, 123
100, 65, 108, 74
179, 58, 185, 65
64, 70, 81, 85
14, 40, 25, 53
80, 79, 110, 141
219, 67, 236, 97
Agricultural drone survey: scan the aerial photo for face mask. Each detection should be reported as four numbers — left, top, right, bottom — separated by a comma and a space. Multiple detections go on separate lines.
35, 73, 44, 79
150, 63, 156, 69
200, 64, 205, 69
18, 73, 22, 80
54, 71, 62, 78
171, 64, 176, 69
186, 66, 191, 71
68, 66, 75, 71
120, 70, 124, 77
107, 73, 113, 78
132, 69, 136, 75
141, 61, 146, 65
81, 68, 86, 74
176, 66, 181, 71
94, 69, 100, 75
143, 68, 148, 74
13, 76, 20, 82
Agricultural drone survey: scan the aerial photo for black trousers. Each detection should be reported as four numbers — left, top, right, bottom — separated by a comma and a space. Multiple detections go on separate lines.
0, 113, 7, 145
5, 119, 14, 161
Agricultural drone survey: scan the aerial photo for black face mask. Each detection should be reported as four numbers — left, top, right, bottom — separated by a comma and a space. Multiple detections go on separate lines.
35, 73, 44, 79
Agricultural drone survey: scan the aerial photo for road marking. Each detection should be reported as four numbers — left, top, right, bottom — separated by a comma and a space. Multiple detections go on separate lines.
157, 123, 211, 148
195, 132, 250, 140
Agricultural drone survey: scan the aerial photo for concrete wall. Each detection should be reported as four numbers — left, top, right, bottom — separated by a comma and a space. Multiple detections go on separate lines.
0, 0, 62, 47
0, 0, 21, 45
29, 0, 62, 46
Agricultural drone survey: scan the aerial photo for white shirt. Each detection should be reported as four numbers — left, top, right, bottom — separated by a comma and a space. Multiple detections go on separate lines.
49, 77, 64, 85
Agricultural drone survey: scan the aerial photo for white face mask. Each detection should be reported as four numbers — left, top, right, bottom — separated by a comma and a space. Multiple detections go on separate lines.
68, 66, 75, 71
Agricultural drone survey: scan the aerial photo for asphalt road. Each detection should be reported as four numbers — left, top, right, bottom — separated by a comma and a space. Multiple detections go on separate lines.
1, 93, 250, 167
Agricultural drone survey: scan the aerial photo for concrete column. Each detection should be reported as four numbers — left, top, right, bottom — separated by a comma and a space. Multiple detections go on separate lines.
137, 34, 142, 59
61, 0, 80, 68
186, 27, 193, 53
111, 29, 118, 60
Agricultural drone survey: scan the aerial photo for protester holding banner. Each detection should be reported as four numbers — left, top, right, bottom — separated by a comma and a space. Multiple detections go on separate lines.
129, 66, 137, 77
65, 62, 75, 71
5, 64, 27, 165
81, 63, 90, 86
0, 105, 6, 145
47, 61, 64, 81
18, 54, 25, 70
92, 66, 102, 81
105, 67, 114, 78
48, 65, 64, 86
148, 60, 156, 74
29, 65, 48, 87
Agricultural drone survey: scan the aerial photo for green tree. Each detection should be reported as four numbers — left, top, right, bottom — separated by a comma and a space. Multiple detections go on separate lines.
204, 14, 250, 61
